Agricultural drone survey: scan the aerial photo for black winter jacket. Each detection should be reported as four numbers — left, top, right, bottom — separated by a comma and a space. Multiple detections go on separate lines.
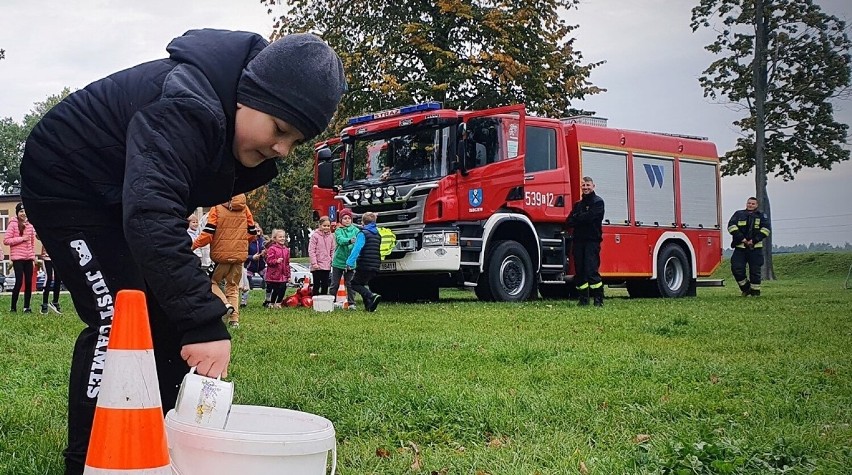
566, 191, 605, 242
21, 29, 279, 344
356, 228, 382, 272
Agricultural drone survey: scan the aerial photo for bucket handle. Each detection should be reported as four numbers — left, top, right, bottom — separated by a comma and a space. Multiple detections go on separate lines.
329, 442, 337, 475
189, 366, 224, 380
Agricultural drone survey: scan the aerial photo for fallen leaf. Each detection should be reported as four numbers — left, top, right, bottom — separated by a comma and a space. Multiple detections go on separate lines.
309, 353, 318, 358
411, 454, 422, 471
634, 434, 651, 444
375, 447, 390, 458
579, 461, 589, 474
430, 468, 449, 475
710, 374, 720, 384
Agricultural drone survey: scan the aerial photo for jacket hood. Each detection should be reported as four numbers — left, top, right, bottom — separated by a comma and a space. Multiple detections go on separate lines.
167, 29, 278, 192
362, 222, 378, 234
227, 193, 247, 211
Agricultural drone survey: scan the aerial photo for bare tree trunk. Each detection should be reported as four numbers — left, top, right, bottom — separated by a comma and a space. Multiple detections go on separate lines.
753, 0, 776, 280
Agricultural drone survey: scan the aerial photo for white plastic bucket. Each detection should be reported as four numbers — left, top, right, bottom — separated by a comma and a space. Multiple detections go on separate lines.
165, 405, 336, 475
312, 295, 335, 312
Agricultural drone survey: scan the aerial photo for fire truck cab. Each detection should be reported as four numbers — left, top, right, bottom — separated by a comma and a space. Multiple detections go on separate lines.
313, 102, 722, 302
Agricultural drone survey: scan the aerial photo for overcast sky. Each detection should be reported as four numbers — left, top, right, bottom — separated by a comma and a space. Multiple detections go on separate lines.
1, 0, 850, 245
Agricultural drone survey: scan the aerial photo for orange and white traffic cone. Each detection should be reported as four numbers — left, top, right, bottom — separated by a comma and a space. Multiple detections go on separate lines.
335, 276, 349, 309
84, 289, 171, 475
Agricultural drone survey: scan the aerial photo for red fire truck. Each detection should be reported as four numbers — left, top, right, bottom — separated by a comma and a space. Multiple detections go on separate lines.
313, 102, 722, 302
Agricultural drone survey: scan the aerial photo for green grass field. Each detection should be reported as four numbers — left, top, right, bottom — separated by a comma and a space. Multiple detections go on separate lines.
1, 253, 850, 474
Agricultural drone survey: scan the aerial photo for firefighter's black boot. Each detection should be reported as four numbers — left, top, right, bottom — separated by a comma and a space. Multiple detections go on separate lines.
737, 279, 751, 297
592, 287, 604, 307
577, 288, 590, 306
750, 284, 761, 297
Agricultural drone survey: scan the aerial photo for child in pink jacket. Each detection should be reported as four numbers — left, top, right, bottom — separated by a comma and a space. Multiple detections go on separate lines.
308, 216, 335, 295
4, 203, 36, 312
264, 229, 291, 308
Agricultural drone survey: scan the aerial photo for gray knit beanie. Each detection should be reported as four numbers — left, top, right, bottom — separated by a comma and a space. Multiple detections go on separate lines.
237, 33, 347, 141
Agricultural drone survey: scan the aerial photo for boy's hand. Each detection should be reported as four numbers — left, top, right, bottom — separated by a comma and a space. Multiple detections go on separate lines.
181, 340, 231, 379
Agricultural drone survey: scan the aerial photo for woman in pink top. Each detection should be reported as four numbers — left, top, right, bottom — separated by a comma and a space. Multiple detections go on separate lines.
264, 229, 291, 308
308, 216, 335, 296
4, 203, 36, 312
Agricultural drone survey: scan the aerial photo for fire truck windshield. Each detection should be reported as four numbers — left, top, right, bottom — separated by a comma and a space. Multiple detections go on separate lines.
343, 125, 453, 186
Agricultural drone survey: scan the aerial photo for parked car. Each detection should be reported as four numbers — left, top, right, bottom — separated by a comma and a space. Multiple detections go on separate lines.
244, 263, 310, 289
289, 262, 310, 287
248, 272, 265, 290
4, 271, 46, 292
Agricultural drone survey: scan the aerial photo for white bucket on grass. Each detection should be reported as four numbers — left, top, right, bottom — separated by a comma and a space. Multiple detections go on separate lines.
312, 295, 335, 312
165, 405, 336, 475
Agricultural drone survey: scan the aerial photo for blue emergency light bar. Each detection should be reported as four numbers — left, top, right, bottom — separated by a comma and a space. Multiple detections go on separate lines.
347, 102, 442, 126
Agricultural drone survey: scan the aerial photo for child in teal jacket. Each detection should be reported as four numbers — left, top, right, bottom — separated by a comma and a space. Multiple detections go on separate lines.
329, 209, 360, 308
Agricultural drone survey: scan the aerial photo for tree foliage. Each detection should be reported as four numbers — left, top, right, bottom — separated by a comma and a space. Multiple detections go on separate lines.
262, 0, 604, 124
254, 0, 604, 239
691, 0, 851, 181
0, 88, 71, 193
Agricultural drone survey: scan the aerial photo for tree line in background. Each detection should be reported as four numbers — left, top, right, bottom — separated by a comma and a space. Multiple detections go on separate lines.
1, 1, 849, 268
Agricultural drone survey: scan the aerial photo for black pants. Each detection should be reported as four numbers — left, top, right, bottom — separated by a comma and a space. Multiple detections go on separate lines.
43, 260, 62, 305
311, 269, 330, 296
350, 269, 377, 305
329, 266, 355, 305
731, 247, 764, 287
23, 203, 188, 475
572, 240, 602, 289
267, 281, 287, 304
11, 259, 34, 310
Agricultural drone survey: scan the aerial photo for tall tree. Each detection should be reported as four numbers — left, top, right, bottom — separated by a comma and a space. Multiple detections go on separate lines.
257, 0, 603, 234
262, 0, 603, 123
0, 88, 71, 193
691, 0, 851, 279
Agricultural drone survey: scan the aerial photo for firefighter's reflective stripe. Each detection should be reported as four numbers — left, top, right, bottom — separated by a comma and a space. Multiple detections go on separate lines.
590, 282, 603, 289
577, 282, 589, 290
728, 224, 739, 233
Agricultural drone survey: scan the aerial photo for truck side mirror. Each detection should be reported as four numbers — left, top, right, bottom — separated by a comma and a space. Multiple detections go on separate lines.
317, 161, 335, 189
317, 148, 333, 161
456, 123, 469, 176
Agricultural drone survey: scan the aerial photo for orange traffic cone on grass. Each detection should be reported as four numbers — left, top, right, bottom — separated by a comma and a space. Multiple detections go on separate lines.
84, 289, 171, 475
335, 276, 349, 309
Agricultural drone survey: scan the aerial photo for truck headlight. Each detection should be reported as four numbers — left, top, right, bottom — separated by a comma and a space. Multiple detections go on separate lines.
423, 233, 443, 246
423, 232, 459, 247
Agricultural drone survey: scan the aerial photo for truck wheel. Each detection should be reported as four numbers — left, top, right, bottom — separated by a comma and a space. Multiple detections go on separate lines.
656, 244, 691, 298
486, 240, 534, 302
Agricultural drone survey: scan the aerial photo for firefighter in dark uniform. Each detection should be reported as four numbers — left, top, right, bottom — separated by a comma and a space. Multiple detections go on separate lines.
566, 176, 606, 306
727, 196, 771, 296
